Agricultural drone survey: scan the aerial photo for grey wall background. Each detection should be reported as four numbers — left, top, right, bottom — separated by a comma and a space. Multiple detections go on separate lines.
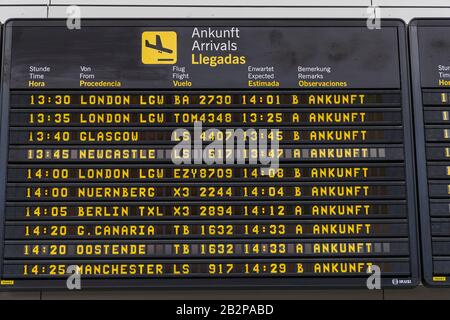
1, 1, 450, 22
1, 0, 450, 300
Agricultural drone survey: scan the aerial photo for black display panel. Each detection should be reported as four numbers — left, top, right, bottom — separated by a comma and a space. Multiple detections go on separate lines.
410, 19, 450, 287
0, 19, 418, 289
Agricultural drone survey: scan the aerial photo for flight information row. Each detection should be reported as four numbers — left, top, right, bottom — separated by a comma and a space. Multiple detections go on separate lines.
9, 128, 405, 144
2, 260, 410, 278
11, 93, 400, 107
2, 239, 409, 258
5, 183, 409, 200
6, 164, 407, 181
12, 109, 403, 126
9, 146, 403, 162
4, 201, 409, 220
2, 221, 408, 239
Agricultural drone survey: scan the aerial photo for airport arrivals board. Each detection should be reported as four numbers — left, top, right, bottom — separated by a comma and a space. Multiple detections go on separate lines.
410, 19, 450, 287
0, 20, 419, 289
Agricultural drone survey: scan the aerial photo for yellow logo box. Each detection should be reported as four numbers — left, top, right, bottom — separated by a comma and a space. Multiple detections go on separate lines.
142, 31, 177, 64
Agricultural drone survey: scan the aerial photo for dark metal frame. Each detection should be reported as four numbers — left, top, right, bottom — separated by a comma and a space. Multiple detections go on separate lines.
0, 19, 419, 290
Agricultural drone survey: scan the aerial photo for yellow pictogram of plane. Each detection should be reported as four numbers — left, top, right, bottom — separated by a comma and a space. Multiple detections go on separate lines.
142, 31, 177, 64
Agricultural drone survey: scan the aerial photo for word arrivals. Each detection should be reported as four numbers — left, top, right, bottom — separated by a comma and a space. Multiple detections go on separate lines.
176, 304, 211, 318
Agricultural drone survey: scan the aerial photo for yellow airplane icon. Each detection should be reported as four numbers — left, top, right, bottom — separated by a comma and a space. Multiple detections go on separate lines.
142, 31, 177, 64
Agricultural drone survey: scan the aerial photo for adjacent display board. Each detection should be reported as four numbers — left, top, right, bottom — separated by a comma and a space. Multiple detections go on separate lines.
0, 19, 419, 289
410, 19, 450, 287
